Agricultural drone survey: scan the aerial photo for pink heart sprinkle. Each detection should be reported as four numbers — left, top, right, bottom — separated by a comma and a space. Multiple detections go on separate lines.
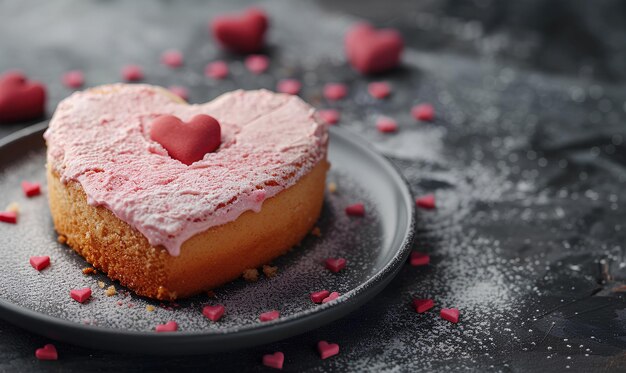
262, 351, 284, 369
61, 70, 84, 89
245, 54, 269, 74
35, 344, 58, 361
310, 290, 330, 304
22, 181, 41, 197
205, 61, 229, 79
412, 103, 434, 122
412, 298, 434, 313
368, 82, 391, 99
416, 194, 436, 209
202, 304, 225, 322
156, 321, 178, 332
410, 252, 430, 267
277, 79, 301, 95
161, 49, 184, 68
440, 308, 460, 323
0, 211, 17, 224
323, 83, 348, 101
121, 65, 144, 82
322, 292, 340, 303
376, 117, 398, 133
317, 340, 340, 359
70, 287, 92, 303
318, 109, 340, 125
345, 203, 365, 217
259, 310, 280, 322
325, 258, 346, 273
168, 86, 188, 101
30, 256, 50, 271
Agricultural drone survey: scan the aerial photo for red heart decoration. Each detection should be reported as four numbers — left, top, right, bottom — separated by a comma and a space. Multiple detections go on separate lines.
344, 23, 404, 75
321, 291, 340, 303
69, 287, 92, 303
412, 298, 434, 314
202, 304, 225, 322
317, 340, 340, 359
150, 114, 221, 166
35, 344, 58, 361
211, 8, 268, 54
262, 351, 284, 369
0, 211, 17, 224
409, 251, 430, 267
155, 320, 178, 332
259, 310, 280, 322
30, 255, 50, 271
0, 71, 46, 123
345, 203, 365, 217
325, 258, 346, 273
440, 308, 460, 323
310, 290, 330, 304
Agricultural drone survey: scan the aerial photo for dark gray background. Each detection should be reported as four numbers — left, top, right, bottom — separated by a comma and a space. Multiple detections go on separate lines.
1, 0, 625, 371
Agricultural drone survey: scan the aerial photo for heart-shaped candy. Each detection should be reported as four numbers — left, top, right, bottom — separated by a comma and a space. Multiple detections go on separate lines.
0, 71, 46, 123
0, 211, 17, 224
202, 304, 225, 322
259, 310, 280, 322
30, 255, 50, 271
155, 320, 178, 332
412, 298, 434, 313
344, 23, 404, 75
317, 340, 340, 359
211, 8, 268, 54
321, 291, 340, 303
325, 258, 346, 273
310, 290, 330, 304
150, 114, 221, 166
35, 344, 58, 361
262, 351, 284, 369
70, 287, 92, 303
440, 308, 460, 323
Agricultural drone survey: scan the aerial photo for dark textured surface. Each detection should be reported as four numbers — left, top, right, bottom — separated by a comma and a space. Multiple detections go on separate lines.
0, 0, 625, 371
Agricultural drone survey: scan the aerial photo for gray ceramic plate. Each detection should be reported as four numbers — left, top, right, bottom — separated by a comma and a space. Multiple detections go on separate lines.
0, 122, 414, 355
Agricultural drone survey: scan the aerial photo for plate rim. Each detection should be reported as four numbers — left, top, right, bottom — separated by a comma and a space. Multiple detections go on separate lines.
0, 122, 415, 354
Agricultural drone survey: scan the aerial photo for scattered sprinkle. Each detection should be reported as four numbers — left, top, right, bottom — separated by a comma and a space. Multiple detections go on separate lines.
323, 83, 348, 101
29, 256, 50, 271
0, 211, 17, 224
70, 288, 92, 303
318, 109, 340, 125
412, 298, 435, 313
368, 82, 391, 99
155, 321, 178, 332
262, 352, 284, 370
204, 61, 229, 79
121, 65, 144, 82
322, 292, 340, 303
327, 182, 337, 193
376, 117, 398, 133
21, 181, 41, 197
440, 308, 460, 324
57, 235, 67, 244
168, 85, 188, 101
5, 202, 19, 213
245, 55, 269, 74
318, 341, 340, 359
105, 285, 117, 297
242, 268, 259, 282
311, 226, 322, 237
259, 310, 280, 322
35, 344, 58, 361
97, 281, 105, 289
82, 267, 95, 275
160, 49, 184, 68
310, 290, 330, 304
415, 194, 436, 209
411, 103, 434, 122
325, 258, 347, 273
262, 264, 278, 278
202, 304, 226, 322
277, 79, 301, 95
409, 252, 430, 267
62, 70, 84, 89
146, 305, 155, 312
345, 203, 365, 216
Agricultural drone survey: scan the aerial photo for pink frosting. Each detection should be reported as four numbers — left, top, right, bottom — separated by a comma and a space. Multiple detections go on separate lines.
45, 84, 328, 256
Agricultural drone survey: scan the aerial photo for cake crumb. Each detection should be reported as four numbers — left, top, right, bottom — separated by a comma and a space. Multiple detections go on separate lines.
5, 202, 20, 213
57, 235, 67, 244
263, 265, 278, 278
242, 268, 259, 282
82, 267, 96, 275
97, 281, 105, 289
327, 182, 337, 193
206, 290, 216, 298
105, 285, 117, 297
146, 305, 155, 312
311, 226, 322, 237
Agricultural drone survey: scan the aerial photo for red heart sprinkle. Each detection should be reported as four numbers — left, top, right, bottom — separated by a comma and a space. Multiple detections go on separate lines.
70, 287, 92, 303
412, 298, 434, 313
345, 23, 404, 74
168, 86, 188, 101
323, 83, 348, 101
259, 310, 280, 322
416, 194, 436, 209
322, 292, 340, 303
155, 320, 178, 332
161, 49, 183, 68
30, 256, 50, 271
277, 79, 301, 95
211, 8, 268, 54
440, 308, 460, 323
205, 61, 229, 79
202, 304, 225, 322
368, 82, 391, 99
121, 65, 144, 82
62, 70, 84, 89
22, 181, 41, 197
262, 351, 284, 370
317, 340, 340, 359
245, 54, 269, 74
376, 117, 398, 133
150, 114, 221, 166
345, 203, 365, 217
35, 344, 58, 361
310, 290, 330, 304
0, 71, 46, 123
412, 103, 434, 122
0, 211, 17, 224
318, 109, 340, 125
410, 252, 430, 267
325, 258, 346, 273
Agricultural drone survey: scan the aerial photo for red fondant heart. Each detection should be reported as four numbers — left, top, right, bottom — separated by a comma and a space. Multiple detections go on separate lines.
35, 344, 58, 361
155, 320, 178, 332
412, 298, 434, 313
440, 308, 460, 323
262, 351, 284, 369
211, 8, 268, 54
70, 287, 92, 303
30, 255, 50, 271
202, 304, 225, 322
317, 340, 340, 359
0, 71, 46, 123
325, 258, 346, 273
150, 114, 221, 166
310, 290, 330, 304
259, 310, 280, 322
0, 211, 17, 224
344, 23, 404, 75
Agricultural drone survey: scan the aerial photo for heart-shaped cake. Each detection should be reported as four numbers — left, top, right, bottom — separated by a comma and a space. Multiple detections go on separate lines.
45, 84, 329, 300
